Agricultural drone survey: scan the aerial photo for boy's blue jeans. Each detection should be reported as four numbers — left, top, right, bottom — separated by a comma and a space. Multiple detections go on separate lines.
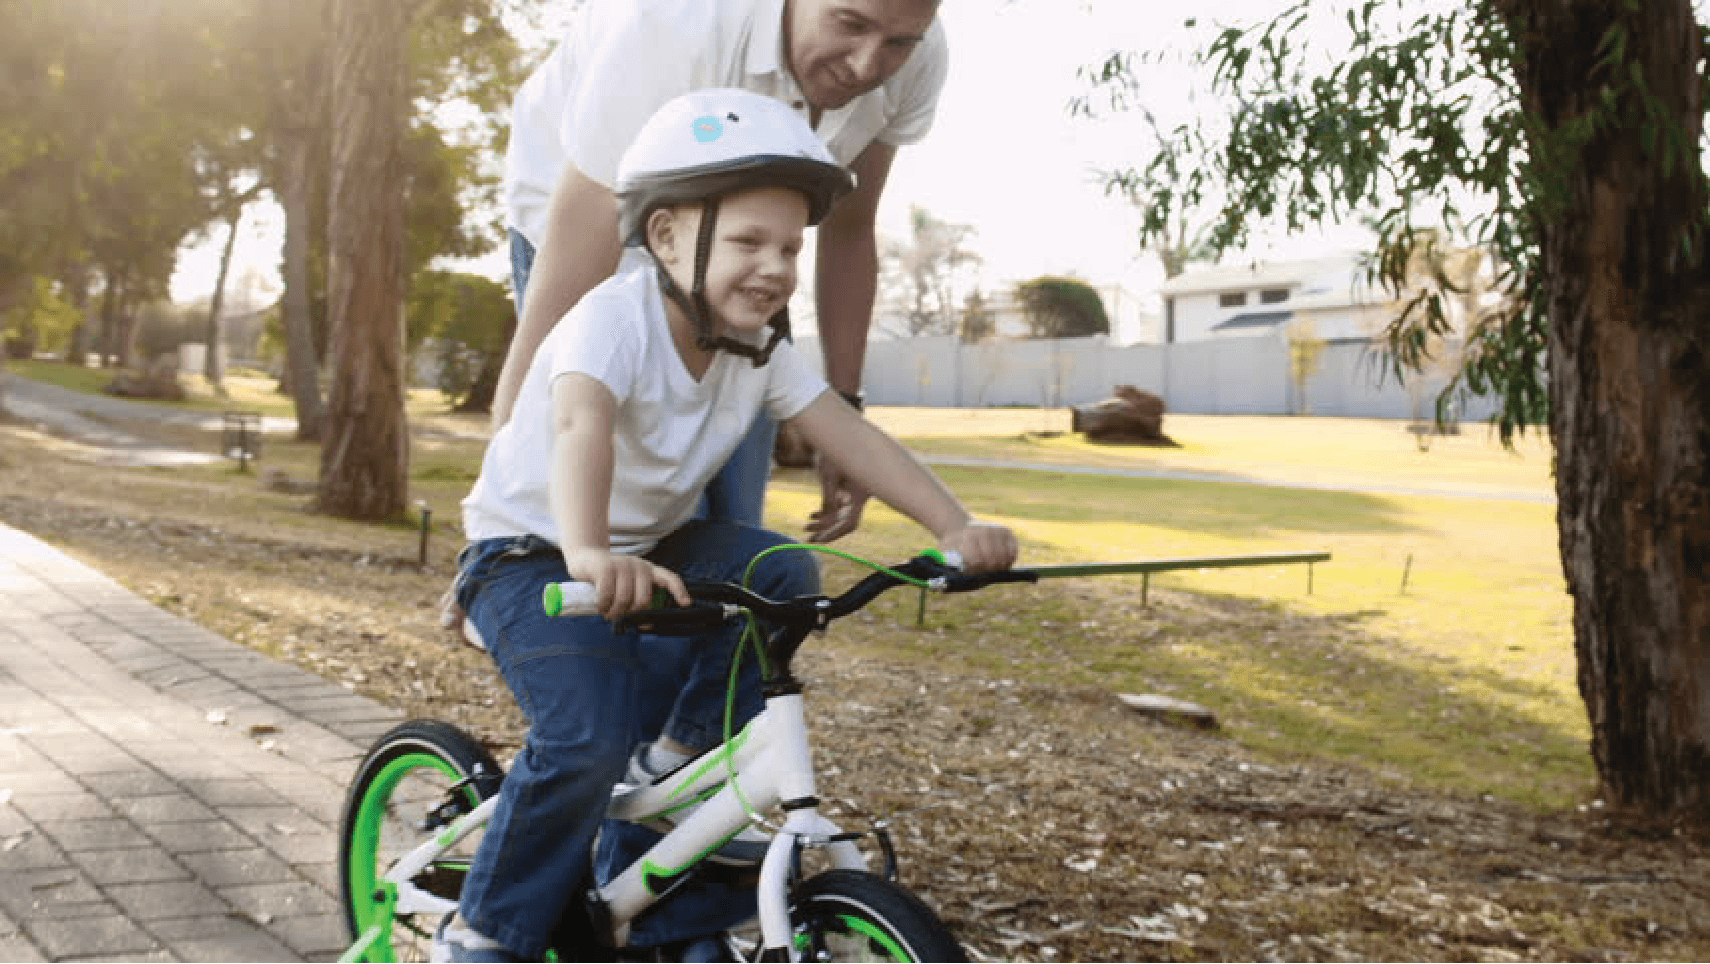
510, 228, 778, 528
452, 520, 818, 958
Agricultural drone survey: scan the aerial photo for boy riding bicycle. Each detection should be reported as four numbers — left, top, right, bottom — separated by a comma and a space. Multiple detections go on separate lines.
447, 88, 1017, 962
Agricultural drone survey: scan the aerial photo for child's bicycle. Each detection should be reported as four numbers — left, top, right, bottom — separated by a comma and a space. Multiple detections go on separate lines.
336, 549, 1037, 963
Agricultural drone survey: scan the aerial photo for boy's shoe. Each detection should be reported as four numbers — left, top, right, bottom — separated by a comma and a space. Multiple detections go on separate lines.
431, 914, 521, 963
623, 745, 770, 866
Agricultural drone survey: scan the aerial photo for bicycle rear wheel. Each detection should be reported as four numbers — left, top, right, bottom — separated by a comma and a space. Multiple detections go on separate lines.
788, 869, 965, 962
339, 720, 502, 962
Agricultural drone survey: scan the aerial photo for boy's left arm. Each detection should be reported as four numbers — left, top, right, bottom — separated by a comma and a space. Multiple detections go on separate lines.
790, 393, 1017, 572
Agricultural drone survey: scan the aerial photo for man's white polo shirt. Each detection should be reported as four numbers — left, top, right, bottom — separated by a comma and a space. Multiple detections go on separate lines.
504, 0, 949, 246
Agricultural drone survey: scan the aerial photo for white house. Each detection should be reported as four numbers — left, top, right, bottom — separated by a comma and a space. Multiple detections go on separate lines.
865, 281, 1160, 345
1156, 254, 1392, 343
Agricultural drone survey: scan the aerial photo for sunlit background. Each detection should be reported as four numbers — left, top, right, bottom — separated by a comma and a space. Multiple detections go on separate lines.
168, 0, 1381, 345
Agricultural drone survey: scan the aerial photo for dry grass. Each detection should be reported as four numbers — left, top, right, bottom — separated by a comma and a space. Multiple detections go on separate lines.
1, 397, 1706, 961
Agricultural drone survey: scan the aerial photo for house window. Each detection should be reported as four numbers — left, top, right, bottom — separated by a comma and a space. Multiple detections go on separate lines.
1260, 287, 1290, 304
1218, 291, 1247, 308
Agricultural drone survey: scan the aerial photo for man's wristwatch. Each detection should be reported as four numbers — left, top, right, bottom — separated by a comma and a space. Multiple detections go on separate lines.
837, 389, 865, 412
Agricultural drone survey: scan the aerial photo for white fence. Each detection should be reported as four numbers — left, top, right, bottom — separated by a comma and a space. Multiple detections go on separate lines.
801, 334, 1500, 421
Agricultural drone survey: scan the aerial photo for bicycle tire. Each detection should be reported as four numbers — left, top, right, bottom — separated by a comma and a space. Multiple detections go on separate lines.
338, 719, 502, 962
786, 869, 966, 962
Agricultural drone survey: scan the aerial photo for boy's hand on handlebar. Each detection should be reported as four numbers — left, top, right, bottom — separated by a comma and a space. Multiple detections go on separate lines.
939, 520, 1018, 573
561, 548, 690, 621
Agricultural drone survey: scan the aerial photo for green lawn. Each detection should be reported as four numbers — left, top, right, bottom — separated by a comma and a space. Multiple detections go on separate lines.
762, 411, 1581, 809
2, 375, 1586, 809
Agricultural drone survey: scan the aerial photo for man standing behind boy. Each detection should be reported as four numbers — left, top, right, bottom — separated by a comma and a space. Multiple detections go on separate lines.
497, 0, 947, 541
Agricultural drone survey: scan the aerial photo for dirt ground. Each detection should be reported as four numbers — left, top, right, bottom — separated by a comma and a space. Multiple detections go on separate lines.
1, 411, 1707, 962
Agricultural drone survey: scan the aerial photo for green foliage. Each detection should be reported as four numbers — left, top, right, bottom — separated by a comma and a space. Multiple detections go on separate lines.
131, 301, 203, 362
1080, 0, 1587, 440
0, 0, 523, 341
1013, 276, 1110, 339
0, 0, 236, 318
961, 290, 996, 343
399, 0, 524, 273
2, 277, 82, 356
406, 270, 512, 404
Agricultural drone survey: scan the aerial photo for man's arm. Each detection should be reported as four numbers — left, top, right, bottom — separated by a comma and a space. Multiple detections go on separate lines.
814, 140, 896, 396
802, 141, 896, 542
492, 164, 624, 430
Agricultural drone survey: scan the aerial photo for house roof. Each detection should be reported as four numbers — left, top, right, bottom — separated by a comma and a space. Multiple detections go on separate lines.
1211, 310, 1292, 332
1157, 254, 1361, 296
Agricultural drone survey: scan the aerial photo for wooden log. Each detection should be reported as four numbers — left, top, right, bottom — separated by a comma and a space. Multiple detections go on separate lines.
1070, 386, 1176, 446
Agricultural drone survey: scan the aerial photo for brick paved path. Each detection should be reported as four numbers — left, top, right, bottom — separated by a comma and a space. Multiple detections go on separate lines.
0, 522, 406, 961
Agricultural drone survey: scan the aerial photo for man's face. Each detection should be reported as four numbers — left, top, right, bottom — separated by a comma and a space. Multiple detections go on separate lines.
784, 0, 937, 111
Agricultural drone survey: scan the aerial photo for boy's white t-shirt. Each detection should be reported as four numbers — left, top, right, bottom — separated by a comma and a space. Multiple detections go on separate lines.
461, 250, 829, 554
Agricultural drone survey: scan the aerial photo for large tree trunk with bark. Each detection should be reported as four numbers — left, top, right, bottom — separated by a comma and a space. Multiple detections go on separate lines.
317, 0, 410, 521
1500, 0, 1710, 818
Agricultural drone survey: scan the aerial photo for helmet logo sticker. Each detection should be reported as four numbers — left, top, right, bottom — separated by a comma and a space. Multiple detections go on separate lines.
692, 115, 723, 142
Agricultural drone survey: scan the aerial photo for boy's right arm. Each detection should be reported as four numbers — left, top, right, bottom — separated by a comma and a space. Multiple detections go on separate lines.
549, 374, 689, 619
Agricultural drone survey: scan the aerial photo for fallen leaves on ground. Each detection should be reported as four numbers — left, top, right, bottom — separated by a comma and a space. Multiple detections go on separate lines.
2, 427, 1707, 961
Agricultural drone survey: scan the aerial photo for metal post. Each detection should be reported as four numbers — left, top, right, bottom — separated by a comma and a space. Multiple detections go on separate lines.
222, 411, 261, 472
417, 502, 432, 568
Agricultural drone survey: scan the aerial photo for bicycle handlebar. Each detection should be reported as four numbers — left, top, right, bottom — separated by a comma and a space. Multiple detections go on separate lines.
542, 551, 1038, 636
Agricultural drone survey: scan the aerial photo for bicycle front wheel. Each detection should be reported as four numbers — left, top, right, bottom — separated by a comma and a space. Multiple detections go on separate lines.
338, 720, 502, 962
788, 869, 966, 962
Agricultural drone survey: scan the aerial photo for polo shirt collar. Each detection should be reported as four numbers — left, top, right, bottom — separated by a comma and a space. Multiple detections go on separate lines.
747, 0, 789, 78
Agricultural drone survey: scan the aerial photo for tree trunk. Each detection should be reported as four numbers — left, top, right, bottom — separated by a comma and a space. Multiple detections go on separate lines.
61, 266, 90, 366
1501, 0, 1710, 817
280, 132, 325, 442
0, 274, 18, 408
116, 292, 140, 371
98, 283, 119, 368
203, 209, 241, 394
317, 0, 410, 521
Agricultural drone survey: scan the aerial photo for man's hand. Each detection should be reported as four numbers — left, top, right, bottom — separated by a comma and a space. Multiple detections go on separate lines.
806, 455, 871, 543
562, 547, 690, 621
438, 583, 468, 632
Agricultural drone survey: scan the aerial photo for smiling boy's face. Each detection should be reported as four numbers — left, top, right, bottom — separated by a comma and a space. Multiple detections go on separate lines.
652, 187, 811, 339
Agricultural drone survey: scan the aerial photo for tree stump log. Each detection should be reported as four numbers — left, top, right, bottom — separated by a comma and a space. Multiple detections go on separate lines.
1071, 386, 1177, 446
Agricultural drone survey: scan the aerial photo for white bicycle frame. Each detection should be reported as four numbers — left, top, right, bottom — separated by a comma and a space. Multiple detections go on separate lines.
372, 687, 866, 960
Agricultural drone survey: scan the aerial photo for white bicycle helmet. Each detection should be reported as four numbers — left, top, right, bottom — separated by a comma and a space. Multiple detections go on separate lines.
615, 88, 855, 364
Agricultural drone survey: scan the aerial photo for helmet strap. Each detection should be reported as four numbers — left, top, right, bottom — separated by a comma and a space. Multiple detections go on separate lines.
655, 197, 792, 367
689, 198, 721, 350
